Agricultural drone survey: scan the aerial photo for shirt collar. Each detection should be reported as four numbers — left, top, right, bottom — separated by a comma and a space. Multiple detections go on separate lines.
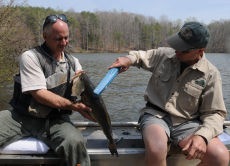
191, 52, 208, 73
59, 52, 66, 62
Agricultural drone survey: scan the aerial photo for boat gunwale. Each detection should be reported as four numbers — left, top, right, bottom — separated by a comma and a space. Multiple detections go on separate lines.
73, 121, 230, 127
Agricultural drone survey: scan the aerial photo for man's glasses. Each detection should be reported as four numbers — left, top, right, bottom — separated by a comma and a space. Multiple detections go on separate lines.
43, 14, 68, 30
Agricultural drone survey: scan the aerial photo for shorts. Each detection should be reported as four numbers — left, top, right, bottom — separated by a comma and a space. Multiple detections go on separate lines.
138, 113, 201, 145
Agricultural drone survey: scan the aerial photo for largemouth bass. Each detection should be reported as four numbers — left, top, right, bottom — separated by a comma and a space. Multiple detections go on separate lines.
71, 71, 118, 156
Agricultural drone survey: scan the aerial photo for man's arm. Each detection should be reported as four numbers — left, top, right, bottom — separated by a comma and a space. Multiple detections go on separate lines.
29, 89, 95, 121
181, 69, 226, 160
194, 70, 226, 142
109, 49, 157, 73
109, 47, 175, 73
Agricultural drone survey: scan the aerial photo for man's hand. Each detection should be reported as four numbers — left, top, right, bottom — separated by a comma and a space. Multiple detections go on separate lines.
75, 70, 83, 75
72, 102, 96, 122
109, 57, 132, 73
182, 135, 207, 160
29, 89, 96, 122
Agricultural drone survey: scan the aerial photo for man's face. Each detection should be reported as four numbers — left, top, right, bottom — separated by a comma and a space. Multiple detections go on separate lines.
175, 48, 204, 65
43, 20, 69, 54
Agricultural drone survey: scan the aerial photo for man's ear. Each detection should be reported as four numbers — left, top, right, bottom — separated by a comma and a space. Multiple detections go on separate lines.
200, 48, 205, 51
43, 32, 46, 40
198, 48, 205, 53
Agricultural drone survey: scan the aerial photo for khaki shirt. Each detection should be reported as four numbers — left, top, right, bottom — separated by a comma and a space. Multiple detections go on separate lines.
127, 47, 226, 142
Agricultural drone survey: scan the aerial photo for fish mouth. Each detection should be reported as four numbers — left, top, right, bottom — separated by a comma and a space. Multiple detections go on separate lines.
109, 142, 118, 157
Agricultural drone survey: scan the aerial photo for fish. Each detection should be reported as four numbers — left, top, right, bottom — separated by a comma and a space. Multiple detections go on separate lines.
71, 71, 118, 156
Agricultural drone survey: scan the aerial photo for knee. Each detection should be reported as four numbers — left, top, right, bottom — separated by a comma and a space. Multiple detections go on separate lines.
56, 132, 87, 155
213, 146, 229, 165
64, 134, 86, 149
145, 140, 168, 159
205, 145, 229, 166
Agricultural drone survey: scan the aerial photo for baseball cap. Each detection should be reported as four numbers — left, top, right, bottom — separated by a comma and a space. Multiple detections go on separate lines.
166, 22, 210, 51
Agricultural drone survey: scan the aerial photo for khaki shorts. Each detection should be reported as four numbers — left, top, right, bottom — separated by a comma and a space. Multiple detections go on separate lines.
138, 113, 201, 145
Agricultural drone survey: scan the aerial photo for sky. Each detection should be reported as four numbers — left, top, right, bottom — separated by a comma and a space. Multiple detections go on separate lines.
17, 0, 230, 24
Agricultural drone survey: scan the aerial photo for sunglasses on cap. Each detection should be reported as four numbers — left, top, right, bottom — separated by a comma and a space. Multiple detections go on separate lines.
43, 14, 68, 30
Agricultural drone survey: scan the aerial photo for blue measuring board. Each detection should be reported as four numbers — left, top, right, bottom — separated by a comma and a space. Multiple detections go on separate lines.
94, 68, 119, 95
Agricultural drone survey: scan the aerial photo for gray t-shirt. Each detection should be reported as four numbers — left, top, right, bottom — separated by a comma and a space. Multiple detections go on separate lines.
19, 50, 82, 93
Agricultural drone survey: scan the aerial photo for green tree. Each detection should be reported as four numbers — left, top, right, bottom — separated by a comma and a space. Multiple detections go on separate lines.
113, 30, 124, 51
79, 11, 99, 51
0, 1, 35, 84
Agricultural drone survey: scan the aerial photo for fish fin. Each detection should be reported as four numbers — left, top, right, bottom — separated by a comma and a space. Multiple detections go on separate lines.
71, 75, 85, 97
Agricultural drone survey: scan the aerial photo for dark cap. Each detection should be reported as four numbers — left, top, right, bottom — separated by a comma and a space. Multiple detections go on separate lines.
166, 22, 210, 51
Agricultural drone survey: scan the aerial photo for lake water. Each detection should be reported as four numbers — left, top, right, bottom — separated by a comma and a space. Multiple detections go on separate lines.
0, 53, 230, 122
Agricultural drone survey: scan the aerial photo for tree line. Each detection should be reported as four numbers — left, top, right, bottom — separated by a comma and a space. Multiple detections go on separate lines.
0, 0, 230, 83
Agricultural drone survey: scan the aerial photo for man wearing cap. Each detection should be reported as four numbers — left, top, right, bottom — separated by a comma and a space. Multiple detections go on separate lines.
0, 14, 93, 166
109, 21, 229, 166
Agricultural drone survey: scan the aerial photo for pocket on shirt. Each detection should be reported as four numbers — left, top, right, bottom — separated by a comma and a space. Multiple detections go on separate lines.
184, 83, 203, 98
154, 60, 172, 82
178, 83, 203, 113
154, 71, 171, 82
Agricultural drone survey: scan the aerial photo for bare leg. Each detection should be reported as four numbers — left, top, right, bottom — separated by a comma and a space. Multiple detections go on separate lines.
142, 124, 168, 166
197, 137, 229, 166
179, 136, 229, 166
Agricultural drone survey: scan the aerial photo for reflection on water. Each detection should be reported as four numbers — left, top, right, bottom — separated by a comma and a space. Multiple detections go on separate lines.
0, 53, 230, 121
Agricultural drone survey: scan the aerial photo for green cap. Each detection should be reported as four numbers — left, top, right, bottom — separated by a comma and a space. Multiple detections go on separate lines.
166, 22, 210, 51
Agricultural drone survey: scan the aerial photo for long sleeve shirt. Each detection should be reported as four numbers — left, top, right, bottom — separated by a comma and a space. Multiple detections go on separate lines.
127, 47, 226, 142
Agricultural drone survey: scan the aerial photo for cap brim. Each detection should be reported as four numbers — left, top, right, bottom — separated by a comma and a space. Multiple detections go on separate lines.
166, 33, 193, 51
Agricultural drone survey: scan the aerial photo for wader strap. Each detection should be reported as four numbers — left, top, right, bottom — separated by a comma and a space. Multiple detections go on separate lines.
45, 118, 50, 139
64, 61, 71, 98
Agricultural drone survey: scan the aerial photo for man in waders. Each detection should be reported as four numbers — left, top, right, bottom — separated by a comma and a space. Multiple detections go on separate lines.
0, 14, 94, 166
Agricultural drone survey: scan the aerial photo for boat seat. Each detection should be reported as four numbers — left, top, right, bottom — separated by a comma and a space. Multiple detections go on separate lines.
0, 137, 49, 154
